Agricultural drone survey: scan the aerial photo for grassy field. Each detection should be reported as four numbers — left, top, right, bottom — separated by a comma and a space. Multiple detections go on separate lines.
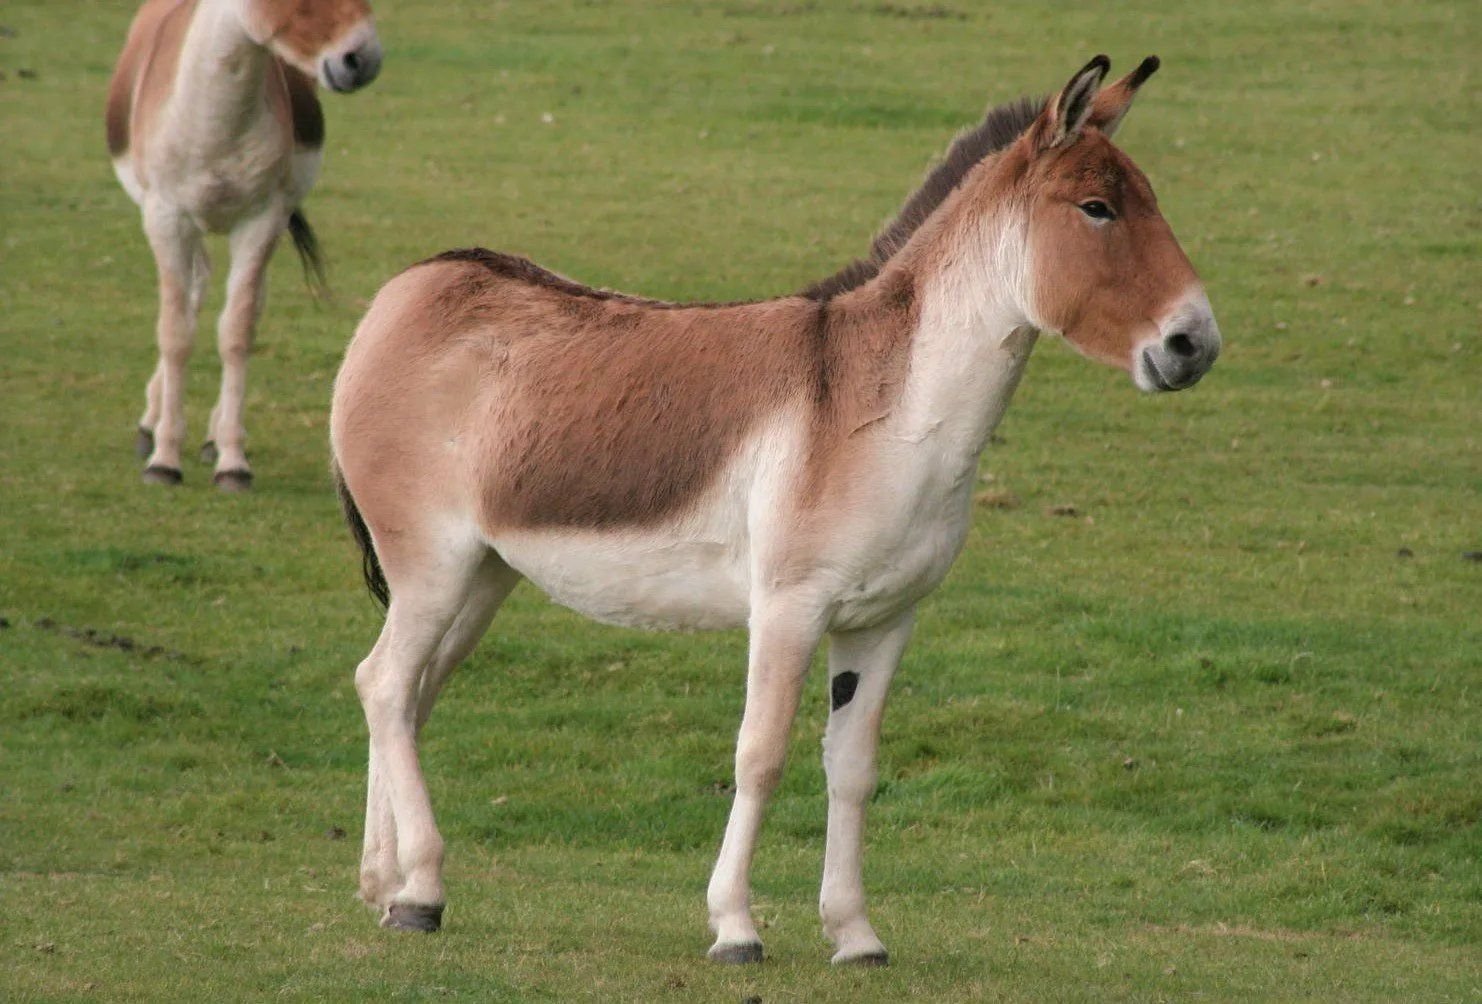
2, 0, 1478, 1000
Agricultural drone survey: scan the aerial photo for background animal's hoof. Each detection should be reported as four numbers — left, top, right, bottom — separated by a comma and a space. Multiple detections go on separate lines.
707, 941, 764, 965
213, 469, 253, 493
134, 427, 154, 459
141, 465, 182, 486
832, 948, 889, 967
381, 902, 443, 933
199, 440, 218, 464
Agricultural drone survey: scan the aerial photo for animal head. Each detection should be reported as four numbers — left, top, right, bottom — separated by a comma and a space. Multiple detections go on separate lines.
240, 0, 382, 92
1011, 56, 1220, 391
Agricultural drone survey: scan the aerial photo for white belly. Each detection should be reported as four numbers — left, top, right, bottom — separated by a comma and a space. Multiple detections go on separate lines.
494, 527, 751, 631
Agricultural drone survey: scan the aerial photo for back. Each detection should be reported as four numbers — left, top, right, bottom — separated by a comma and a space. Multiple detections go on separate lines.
335, 250, 824, 534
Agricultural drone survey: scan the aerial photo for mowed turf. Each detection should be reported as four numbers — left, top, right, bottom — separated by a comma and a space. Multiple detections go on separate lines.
1, 0, 1477, 1000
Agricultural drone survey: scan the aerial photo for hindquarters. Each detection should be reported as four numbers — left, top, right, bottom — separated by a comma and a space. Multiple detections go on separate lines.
331, 263, 491, 596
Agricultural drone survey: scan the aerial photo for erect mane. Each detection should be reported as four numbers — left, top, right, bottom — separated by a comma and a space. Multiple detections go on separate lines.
421, 96, 1045, 310
802, 94, 1045, 301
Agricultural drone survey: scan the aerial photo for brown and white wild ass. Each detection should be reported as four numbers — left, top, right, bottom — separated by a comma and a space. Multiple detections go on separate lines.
331, 56, 1221, 965
108, 0, 381, 490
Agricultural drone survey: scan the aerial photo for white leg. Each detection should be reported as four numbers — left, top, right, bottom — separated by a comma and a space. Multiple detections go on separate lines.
207, 211, 283, 490
707, 599, 826, 963
354, 542, 490, 931
415, 559, 522, 730
819, 609, 914, 965
358, 739, 399, 909
359, 558, 522, 913
139, 201, 205, 482
138, 244, 209, 458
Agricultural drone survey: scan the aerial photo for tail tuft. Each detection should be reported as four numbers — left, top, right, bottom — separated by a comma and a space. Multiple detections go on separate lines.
288, 209, 331, 300
333, 460, 389, 608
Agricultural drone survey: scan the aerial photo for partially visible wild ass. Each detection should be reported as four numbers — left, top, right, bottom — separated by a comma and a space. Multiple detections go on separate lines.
331, 56, 1221, 965
107, 0, 381, 490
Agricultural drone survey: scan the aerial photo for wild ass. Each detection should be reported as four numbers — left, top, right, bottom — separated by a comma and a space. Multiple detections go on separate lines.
107, 0, 381, 490
330, 56, 1221, 965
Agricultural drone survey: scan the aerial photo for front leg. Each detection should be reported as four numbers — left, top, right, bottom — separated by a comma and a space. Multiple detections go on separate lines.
138, 201, 206, 483
205, 210, 283, 491
819, 609, 914, 966
706, 600, 825, 964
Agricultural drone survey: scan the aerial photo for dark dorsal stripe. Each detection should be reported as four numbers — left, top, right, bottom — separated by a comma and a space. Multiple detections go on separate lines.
419, 247, 768, 310
803, 95, 1045, 301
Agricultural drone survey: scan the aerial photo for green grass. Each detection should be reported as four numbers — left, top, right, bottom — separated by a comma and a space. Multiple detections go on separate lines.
1, 0, 1478, 1000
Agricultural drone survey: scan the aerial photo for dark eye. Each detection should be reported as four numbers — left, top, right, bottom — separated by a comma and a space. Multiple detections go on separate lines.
1079, 200, 1116, 221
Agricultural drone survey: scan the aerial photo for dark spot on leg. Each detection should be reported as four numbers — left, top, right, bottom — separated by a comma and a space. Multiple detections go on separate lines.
831, 671, 860, 711
135, 427, 154, 460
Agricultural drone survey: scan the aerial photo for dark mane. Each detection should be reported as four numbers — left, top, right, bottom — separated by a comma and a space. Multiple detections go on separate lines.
802, 94, 1045, 301
423, 96, 1044, 309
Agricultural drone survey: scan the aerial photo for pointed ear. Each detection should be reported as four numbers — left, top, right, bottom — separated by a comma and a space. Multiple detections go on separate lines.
1088, 55, 1159, 138
1037, 55, 1110, 150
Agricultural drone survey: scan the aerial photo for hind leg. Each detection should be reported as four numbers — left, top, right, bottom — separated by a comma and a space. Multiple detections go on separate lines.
357, 551, 521, 929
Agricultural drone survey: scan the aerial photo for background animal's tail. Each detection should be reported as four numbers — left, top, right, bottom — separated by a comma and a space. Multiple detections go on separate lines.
332, 458, 389, 608
288, 209, 331, 299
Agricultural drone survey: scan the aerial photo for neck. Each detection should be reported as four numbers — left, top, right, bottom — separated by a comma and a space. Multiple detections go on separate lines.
170, 0, 274, 148
878, 181, 1039, 465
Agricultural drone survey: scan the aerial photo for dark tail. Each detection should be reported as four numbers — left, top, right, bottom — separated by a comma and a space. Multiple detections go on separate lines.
332, 458, 389, 609
288, 209, 331, 300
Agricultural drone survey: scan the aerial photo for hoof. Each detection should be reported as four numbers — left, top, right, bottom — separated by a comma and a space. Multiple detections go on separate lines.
707, 941, 764, 965
832, 949, 889, 968
199, 440, 218, 465
213, 469, 253, 493
141, 465, 182, 486
381, 902, 443, 933
134, 427, 155, 460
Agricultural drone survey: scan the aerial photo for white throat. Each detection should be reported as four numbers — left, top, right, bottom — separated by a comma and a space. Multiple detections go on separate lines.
167, 0, 275, 152
894, 210, 1039, 466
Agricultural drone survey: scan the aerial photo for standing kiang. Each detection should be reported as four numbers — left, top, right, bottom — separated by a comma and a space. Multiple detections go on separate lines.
107, 0, 381, 490
331, 56, 1222, 965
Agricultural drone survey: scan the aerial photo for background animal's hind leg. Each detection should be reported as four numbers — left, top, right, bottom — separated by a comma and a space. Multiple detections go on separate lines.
205, 211, 282, 491
359, 555, 521, 918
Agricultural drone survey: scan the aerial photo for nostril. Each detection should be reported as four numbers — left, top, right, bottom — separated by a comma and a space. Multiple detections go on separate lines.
1165, 332, 1197, 358
343, 50, 360, 72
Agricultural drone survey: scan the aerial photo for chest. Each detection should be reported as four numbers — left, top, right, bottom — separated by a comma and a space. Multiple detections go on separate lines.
821, 437, 983, 631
